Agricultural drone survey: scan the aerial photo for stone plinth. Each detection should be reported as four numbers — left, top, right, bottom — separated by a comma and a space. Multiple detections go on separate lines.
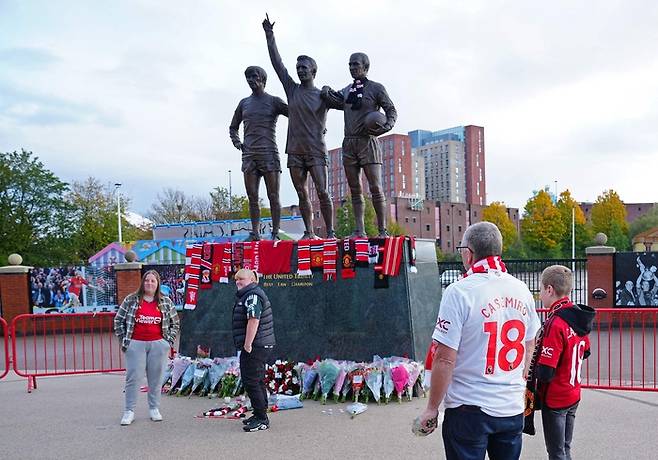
179, 239, 441, 361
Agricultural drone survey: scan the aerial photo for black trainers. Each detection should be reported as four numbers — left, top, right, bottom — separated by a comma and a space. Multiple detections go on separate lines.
243, 418, 269, 432
241, 414, 256, 425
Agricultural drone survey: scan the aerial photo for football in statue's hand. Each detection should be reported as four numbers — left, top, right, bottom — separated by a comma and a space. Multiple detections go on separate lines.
364, 111, 386, 131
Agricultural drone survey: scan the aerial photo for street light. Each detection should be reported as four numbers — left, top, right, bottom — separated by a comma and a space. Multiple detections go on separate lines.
114, 183, 123, 243
228, 169, 232, 219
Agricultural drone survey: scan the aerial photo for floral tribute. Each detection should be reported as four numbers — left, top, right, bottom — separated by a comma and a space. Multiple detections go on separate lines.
162, 353, 425, 406
264, 360, 300, 395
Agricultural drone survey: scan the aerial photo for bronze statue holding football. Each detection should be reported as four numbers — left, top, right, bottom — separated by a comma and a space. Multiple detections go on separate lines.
322, 52, 397, 237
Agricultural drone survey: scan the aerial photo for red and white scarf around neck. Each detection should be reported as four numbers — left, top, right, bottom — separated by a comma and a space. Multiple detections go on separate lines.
463, 255, 507, 277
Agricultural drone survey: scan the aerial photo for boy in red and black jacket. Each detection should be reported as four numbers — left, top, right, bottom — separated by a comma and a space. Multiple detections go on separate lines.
536, 265, 595, 460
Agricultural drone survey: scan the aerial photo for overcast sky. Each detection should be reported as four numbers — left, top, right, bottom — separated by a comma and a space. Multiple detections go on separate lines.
2, 0, 657, 215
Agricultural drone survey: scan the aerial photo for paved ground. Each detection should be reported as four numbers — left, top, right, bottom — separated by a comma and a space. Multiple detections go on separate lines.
1, 371, 657, 459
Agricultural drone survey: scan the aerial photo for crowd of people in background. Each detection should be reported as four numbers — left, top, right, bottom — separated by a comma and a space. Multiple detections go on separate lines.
30, 266, 109, 310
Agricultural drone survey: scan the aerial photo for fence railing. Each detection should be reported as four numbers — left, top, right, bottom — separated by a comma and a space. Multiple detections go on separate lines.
3, 308, 657, 393
537, 308, 658, 391
1, 317, 8, 380
10, 313, 124, 392
439, 258, 588, 306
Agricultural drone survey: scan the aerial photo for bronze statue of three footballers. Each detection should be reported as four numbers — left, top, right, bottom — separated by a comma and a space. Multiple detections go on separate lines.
230, 14, 396, 240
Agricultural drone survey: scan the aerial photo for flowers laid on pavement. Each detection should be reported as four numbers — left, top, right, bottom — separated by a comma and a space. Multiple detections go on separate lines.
162, 354, 425, 406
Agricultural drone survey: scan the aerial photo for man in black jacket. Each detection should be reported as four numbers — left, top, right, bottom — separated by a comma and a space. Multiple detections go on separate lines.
232, 269, 275, 432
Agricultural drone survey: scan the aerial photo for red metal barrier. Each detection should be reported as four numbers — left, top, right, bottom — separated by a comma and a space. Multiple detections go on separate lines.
1, 317, 9, 380
10, 313, 124, 392
538, 308, 658, 392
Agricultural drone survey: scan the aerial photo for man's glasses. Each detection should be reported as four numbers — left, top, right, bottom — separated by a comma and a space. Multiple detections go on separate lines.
456, 245, 472, 253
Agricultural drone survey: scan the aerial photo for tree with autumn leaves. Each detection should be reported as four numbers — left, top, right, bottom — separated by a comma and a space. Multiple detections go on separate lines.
520, 189, 566, 258
481, 202, 519, 254
590, 190, 630, 251
503, 187, 631, 258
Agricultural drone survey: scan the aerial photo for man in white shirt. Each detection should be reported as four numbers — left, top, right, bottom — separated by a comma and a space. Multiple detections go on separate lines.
416, 222, 540, 460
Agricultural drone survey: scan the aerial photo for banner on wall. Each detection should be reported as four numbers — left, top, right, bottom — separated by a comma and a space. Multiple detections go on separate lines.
30, 266, 118, 314
614, 252, 658, 307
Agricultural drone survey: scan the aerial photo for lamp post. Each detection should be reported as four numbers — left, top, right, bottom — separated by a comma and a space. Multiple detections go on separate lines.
114, 183, 123, 243
228, 169, 232, 219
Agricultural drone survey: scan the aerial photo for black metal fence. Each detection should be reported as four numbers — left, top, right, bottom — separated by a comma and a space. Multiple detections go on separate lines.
438, 259, 588, 308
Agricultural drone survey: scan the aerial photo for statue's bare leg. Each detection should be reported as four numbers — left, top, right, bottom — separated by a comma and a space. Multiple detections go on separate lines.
363, 163, 387, 236
309, 164, 335, 238
344, 164, 365, 237
289, 167, 316, 238
244, 172, 262, 240
263, 171, 281, 238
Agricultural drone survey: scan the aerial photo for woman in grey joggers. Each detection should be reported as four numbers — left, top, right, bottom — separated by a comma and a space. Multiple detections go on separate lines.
114, 270, 179, 425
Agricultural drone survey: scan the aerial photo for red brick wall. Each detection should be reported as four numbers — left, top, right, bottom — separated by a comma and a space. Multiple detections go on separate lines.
586, 253, 614, 308
0, 273, 31, 324
116, 269, 142, 305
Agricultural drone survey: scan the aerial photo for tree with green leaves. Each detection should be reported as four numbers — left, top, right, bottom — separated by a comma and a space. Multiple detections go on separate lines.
335, 196, 377, 238
520, 189, 566, 257
66, 177, 149, 262
0, 149, 72, 265
387, 219, 406, 236
556, 189, 592, 257
481, 201, 518, 254
590, 189, 629, 251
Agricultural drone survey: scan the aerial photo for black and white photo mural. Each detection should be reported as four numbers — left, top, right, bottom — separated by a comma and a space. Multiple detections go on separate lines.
614, 252, 658, 307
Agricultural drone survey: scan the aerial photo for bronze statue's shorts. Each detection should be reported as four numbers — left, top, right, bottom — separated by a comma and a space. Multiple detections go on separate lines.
342, 136, 383, 167
286, 153, 328, 169
241, 153, 282, 175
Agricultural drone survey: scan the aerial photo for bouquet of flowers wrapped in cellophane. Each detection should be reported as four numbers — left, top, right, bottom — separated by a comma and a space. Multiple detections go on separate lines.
168, 356, 192, 395
317, 359, 341, 404
264, 360, 300, 396
364, 357, 384, 404
188, 358, 214, 397
348, 363, 367, 402
332, 361, 349, 403
218, 366, 241, 398
297, 361, 319, 400
205, 358, 230, 398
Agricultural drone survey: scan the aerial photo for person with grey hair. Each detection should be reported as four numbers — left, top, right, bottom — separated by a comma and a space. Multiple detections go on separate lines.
230, 65, 288, 240
414, 222, 540, 460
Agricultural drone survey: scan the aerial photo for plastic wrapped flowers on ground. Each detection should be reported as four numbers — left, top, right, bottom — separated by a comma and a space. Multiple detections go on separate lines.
207, 359, 230, 398
349, 364, 367, 402
169, 356, 192, 395
391, 364, 410, 403
317, 359, 340, 404
404, 361, 423, 401
299, 362, 318, 400
190, 358, 213, 397
219, 366, 240, 398
382, 361, 395, 404
269, 394, 303, 411
364, 365, 383, 404
346, 402, 368, 419
178, 360, 197, 396
332, 362, 348, 403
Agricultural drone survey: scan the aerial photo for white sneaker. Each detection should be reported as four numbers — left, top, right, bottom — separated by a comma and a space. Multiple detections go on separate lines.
149, 408, 163, 422
120, 410, 135, 426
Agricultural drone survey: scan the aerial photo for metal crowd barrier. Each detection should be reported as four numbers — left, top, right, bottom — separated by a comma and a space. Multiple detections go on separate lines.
4, 308, 657, 393
10, 313, 124, 392
1, 317, 9, 380
538, 308, 658, 392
